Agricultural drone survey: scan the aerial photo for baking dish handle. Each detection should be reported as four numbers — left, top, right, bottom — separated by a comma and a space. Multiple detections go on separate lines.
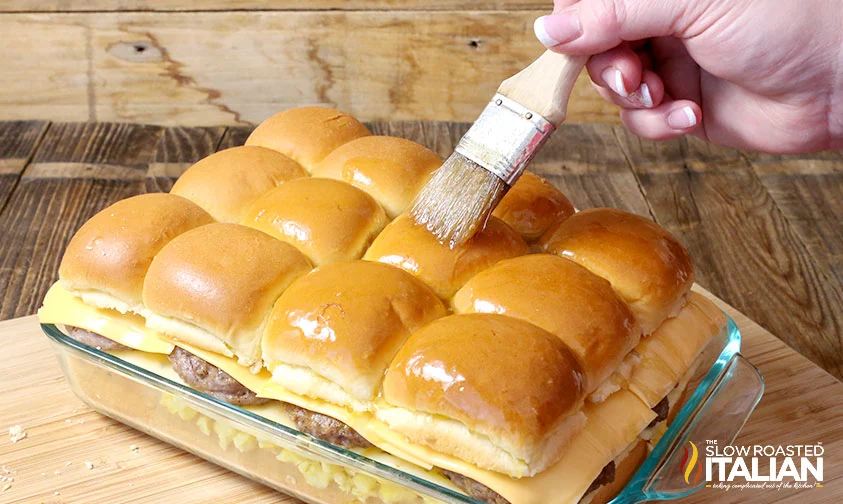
611, 353, 764, 503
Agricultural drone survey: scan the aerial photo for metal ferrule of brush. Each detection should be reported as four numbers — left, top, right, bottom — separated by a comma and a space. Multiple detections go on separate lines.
454, 93, 555, 186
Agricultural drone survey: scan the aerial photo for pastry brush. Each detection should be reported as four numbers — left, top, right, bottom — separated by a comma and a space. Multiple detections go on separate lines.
410, 50, 587, 248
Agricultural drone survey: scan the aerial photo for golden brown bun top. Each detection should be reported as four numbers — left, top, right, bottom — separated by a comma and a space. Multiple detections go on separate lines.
262, 261, 447, 402
241, 178, 388, 267
452, 254, 641, 392
383, 313, 586, 447
143, 223, 312, 365
363, 214, 528, 300
171, 146, 307, 223
59, 193, 214, 308
312, 136, 442, 218
539, 208, 694, 334
245, 106, 371, 172
492, 172, 575, 242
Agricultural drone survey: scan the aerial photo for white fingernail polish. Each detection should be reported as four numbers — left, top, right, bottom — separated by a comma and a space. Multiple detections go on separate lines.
629, 83, 653, 108
601, 68, 628, 97
668, 106, 698, 129
682, 106, 697, 127
534, 16, 561, 47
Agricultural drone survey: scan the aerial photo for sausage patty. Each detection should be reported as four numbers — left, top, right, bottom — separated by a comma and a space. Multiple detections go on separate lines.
168, 346, 268, 406
442, 460, 616, 504
66, 326, 129, 351
584, 461, 616, 495
284, 403, 372, 449
441, 470, 510, 504
647, 396, 670, 428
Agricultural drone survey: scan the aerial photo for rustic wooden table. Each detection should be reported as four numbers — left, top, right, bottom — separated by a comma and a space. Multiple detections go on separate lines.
1, 120, 840, 379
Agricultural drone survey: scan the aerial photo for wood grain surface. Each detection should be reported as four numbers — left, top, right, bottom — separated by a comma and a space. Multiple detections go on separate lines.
0, 120, 840, 383
0, 11, 618, 126
0, 0, 550, 11
1, 289, 841, 503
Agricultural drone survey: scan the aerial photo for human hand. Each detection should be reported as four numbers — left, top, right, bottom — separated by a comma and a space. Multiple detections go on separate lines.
534, 0, 843, 153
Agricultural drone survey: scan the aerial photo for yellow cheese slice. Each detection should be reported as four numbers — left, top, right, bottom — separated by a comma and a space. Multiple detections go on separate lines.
40, 279, 704, 504
261, 376, 656, 504
628, 293, 724, 407
38, 283, 174, 354
165, 339, 272, 394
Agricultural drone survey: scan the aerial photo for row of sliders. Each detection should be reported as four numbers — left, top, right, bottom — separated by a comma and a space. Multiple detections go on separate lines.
40, 106, 723, 504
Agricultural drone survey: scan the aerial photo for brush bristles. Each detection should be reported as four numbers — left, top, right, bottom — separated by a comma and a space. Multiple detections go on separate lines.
410, 153, 508, 248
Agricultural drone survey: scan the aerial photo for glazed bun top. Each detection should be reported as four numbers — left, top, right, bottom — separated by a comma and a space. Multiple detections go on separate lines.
142, 223, 312, 370
58, 193, 214, 312
241, 178, 388, 267
452, 254, 642, 393
170, 146, 307, 223
539, 208, 694, 334
363, 214, 528, 300
312, 136, 442, 218
245, 106, 371, 172
382, 313, 586, 471
262, 261, 447, 404
492, 172, 575, 242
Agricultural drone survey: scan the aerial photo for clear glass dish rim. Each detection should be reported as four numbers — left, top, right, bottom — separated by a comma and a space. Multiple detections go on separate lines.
40, 316, 743, 504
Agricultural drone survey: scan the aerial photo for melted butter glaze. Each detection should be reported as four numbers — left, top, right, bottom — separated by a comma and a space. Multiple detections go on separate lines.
538, 208, 694, 334
452, 254, 641, 394
383, 313, 586, 444
263, 260, 447, 401
364, 214, 528, 300
241, 178, 388, 267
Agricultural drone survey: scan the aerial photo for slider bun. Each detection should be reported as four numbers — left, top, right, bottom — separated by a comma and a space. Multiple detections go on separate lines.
312, 136, 441, 218
380, 313, 587, 478
59, 193, 213, 313
245, 107, 371, 172
363, 214, 527, 300
170, 146, 307, 222
241, 178, 388, 266
539, 208, 694, 334
627, 291, 726, 407
492, 172, 575, 242
262, 261, 447, 408
142, 223, 312, 371
452, 254, 641, 393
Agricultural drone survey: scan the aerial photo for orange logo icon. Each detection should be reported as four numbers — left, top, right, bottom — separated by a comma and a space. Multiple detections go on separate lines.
680, 441, 703, 486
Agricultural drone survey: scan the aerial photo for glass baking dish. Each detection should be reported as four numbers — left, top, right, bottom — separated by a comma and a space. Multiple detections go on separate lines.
41, 314, 763, 504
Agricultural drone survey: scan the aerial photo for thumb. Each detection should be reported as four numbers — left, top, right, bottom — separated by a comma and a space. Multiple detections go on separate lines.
534, 0, 704, 54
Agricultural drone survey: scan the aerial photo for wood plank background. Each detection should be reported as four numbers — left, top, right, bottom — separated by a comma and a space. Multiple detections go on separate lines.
0, 5, 619, 126
0, 120, 841, 385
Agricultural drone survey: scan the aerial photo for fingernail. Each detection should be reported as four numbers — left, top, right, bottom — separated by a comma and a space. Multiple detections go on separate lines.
668, 106, 698, 129
601, 68, 628, 97
628, 83, 653, 108
534, 12, 582, 47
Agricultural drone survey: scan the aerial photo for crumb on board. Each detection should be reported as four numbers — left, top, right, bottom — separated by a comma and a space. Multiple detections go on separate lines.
8, 425, 26, 443
130, 444, 139, 454
54, 490, 60, 495
65, 461, 72, 467
1, 484, 10, 492
84, 462, 94, 470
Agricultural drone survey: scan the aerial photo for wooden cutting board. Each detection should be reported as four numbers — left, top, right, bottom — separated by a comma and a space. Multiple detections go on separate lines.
1, 289, 842, 504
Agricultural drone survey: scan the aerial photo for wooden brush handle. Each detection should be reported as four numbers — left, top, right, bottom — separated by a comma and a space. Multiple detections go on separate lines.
497, 50, 588, 127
